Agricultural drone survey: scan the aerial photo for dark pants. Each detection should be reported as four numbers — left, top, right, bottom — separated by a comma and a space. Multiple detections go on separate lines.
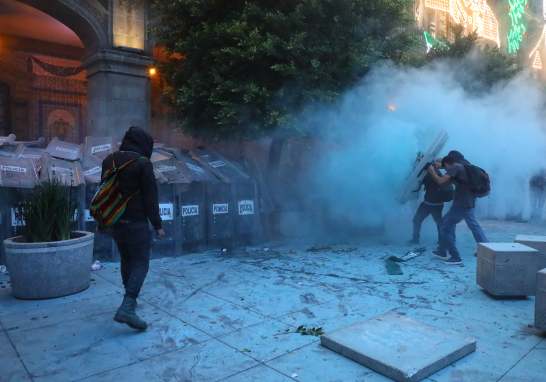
438, 206, 488, 260
530, 189, 545, 220
111, 222, 152, 299
412, 202, 443, 241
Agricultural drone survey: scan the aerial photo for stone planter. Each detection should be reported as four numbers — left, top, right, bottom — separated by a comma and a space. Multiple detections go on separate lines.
3, 231, 94, 300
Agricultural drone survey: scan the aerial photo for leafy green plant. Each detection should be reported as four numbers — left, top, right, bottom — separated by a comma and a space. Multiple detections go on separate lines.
16, 178, 79, 243
152, 0, 417, 141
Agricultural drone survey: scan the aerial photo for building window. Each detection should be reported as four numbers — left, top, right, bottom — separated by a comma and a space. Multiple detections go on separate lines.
0, 82, 11, 136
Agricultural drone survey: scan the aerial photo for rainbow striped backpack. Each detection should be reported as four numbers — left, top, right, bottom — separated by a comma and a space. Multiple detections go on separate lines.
89, 154, 144, 229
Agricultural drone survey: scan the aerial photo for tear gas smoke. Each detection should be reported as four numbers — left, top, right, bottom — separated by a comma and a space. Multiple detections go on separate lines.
297, 62, 546, 238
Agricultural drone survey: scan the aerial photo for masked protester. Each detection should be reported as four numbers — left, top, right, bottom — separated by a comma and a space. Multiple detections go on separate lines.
427, 154, 488, 265
408, 159, 452, 245
530, 168, 546, 221
101, 126, 165, 330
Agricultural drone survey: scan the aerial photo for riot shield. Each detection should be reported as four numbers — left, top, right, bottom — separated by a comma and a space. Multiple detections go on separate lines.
395, 130, 449, 205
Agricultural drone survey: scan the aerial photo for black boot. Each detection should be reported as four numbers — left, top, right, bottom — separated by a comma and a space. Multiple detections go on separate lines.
114, 295, 147, 330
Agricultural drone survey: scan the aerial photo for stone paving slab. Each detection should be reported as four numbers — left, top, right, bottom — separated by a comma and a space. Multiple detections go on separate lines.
139, 339, 259, 382
88, 302, 212, 362
266, 341, 393, 382
0, 329, 32, 382
8, 317, 133, 381
77, 362, 161, 382
394, 307, 544, 382
320, 312, 476, 382
218, 364, 294, 381
499, 348, 546, 382
1, 219, 545, 381
216, 318, 318, 362
514, 234, 546, 270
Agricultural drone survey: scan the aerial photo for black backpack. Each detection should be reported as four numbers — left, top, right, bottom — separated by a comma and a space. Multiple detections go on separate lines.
462, 164, 491, 197
436, 183, 455, 202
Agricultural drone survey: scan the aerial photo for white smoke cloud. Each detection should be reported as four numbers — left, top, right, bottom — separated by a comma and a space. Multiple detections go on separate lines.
299, 61, 546, 236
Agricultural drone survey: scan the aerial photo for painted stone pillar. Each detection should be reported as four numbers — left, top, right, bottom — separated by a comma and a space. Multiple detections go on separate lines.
81, 49, 154, 139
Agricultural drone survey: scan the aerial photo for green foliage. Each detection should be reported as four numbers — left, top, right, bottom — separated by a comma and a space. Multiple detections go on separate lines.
420, 24, 521, 94
17, 178, 79, 243
296, 325, 325, 336
152, 0, 417, 141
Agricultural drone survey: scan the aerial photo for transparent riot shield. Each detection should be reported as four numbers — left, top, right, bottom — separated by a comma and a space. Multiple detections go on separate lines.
152, 157, 188, 184
0, 156, 39, 264
0, 156, 39, 188
190, 148, 249, 183
81, 153, 103, 184
395, 130, 449, 205
0, 134, 16, 146
45, 137, 83, 161
84, 136, 116, 160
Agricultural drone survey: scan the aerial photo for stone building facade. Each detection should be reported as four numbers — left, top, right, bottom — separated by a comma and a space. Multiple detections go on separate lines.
0, 0, 156, 143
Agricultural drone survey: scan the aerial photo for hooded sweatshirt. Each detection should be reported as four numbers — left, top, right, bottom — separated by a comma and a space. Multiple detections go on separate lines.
447, 150, 470, 165
101, 126, 162, 230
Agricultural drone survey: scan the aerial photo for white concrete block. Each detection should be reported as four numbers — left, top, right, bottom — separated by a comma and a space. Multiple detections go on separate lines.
477, 243, 539, 296
320, 312, 476, 382
514, 235, 546, 271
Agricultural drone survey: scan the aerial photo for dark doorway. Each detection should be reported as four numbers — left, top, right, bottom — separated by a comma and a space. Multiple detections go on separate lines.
0, 81, 10, 136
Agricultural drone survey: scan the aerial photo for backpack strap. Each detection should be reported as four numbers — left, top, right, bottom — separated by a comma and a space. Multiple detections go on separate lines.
110, 153, 148, 201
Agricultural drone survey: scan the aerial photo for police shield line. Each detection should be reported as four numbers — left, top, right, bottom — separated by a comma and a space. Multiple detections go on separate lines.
0, 129, 266, 270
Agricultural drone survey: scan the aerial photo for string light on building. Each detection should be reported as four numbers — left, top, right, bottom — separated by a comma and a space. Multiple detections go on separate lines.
528, 24, 546, 69
533, 51, 542, 69
507, 0, 526, 52
424, 31, 450, 52
424, 0, 499, 46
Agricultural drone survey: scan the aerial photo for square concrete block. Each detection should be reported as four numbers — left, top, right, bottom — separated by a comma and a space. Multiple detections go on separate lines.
536, 269, 546, 331
320, 312, 476, 382
515, 235, 546, 271
477, 243, 539, 296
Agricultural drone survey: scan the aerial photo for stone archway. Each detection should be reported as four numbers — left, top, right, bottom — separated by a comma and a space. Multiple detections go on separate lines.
14, 0, 109, 54
10, 0, 155, 138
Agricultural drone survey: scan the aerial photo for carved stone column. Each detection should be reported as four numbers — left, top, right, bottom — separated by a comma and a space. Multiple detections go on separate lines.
81, 49, 154, 139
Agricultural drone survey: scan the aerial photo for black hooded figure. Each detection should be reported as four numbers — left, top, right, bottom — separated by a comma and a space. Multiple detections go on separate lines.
446, 150, 470, 165
100, 126, 164, 330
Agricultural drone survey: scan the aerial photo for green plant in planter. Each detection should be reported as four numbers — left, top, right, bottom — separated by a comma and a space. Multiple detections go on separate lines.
16, 178, 79, 243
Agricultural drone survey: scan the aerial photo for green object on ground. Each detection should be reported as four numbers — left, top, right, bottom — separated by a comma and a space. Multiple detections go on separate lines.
296, 326, 325, 336
386, 259, 404, 275
386, 247, 427, 275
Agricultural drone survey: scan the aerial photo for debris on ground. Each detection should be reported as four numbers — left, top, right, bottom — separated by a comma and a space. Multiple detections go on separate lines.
296, 325, 324, 336
331, 247, 358, 254
386, 247, 427, 275
305, 245, 333, 253
91, 261, 102, 271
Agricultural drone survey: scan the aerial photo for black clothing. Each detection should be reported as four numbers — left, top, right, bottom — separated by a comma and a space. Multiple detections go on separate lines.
422, 173, 450, 204
412, 202, 444, 241
447, 150, 470, 165
445, 163, 475, 208
412, 173, 445, 241
530, 189, 545, 220
101, 126, 162, 231
111, 221, 152, 299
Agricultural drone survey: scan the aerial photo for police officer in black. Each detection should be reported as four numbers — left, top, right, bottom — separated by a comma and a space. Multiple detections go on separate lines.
408, 159, 453, 245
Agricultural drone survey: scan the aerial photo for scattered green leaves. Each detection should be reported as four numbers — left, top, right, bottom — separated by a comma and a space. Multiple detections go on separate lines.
296, 325, 324, 336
